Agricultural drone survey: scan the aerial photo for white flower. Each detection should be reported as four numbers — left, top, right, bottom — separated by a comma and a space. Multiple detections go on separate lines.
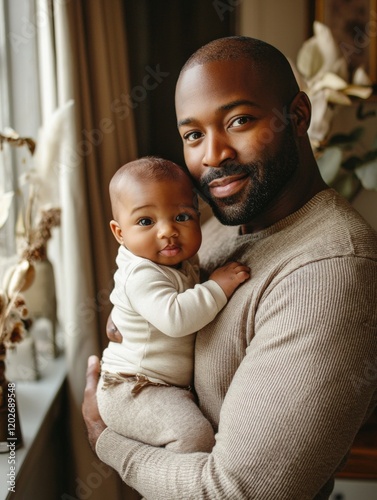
292, 22, 373, 145
297, 21, 344, 81
290, 22, 377, 198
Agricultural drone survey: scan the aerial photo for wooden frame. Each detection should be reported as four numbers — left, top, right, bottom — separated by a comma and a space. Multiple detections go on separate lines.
315, 0, 377, 82
336, 411, 377, 480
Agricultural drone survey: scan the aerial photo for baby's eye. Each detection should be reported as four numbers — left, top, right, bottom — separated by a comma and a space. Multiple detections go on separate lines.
138, 218, 153, 226
176, 213, 191, 222
183, 131, 202, 142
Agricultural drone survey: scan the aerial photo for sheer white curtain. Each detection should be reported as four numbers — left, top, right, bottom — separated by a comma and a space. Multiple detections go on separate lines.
37, 0, 138, 497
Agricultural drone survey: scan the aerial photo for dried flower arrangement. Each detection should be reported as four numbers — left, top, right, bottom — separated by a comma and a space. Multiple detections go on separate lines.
18, 207, 61, 262
0, 260, 34, 350
0, 125, 62, 262
291, 21, 377, 199
0, 101, 73, 378
0, 103, 72, 360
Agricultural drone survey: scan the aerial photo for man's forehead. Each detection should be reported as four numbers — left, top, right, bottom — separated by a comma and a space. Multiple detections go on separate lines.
175, 59, 265, 115
178, 58, 254, 84
176, 59, 262, 97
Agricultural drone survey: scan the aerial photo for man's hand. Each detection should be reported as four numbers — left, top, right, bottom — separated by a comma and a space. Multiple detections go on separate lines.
82, 355, 107, 452
106, 314, 122, 343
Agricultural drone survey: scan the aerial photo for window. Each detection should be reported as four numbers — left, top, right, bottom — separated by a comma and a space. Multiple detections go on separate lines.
0, 0, 42, 257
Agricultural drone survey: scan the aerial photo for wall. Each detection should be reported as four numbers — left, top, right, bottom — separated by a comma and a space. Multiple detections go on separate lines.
237, 0, 309, 61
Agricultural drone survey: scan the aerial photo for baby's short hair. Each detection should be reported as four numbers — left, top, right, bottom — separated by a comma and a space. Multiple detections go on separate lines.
116, 156, 190, 183
109, 156, 195, 218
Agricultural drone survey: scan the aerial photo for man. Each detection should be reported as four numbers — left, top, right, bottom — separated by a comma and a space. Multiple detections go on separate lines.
83, 36, 377, 499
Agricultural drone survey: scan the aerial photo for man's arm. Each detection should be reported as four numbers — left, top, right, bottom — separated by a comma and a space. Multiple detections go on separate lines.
106, 314, 122, 343
84, 258, 377, 499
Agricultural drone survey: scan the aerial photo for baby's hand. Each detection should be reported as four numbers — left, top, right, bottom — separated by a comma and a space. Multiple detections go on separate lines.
209, 262, 250, 299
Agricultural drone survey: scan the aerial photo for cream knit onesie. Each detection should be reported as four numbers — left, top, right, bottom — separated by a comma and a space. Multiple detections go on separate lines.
98, 246, 227, 453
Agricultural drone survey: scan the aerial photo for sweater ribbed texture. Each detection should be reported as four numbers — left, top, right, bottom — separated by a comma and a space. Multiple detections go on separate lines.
97, 189, 377, 499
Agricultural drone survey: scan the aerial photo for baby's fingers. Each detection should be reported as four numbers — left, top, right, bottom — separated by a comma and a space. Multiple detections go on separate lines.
234, 265, 250, 283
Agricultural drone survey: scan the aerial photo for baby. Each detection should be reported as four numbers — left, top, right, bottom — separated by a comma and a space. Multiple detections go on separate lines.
98, 156, 249, 453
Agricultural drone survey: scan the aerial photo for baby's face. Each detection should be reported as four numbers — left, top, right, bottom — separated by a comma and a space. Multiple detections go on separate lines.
111, 176, 202, 267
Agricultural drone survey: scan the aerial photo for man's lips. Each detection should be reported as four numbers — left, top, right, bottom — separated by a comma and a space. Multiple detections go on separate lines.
208, 174, 249, 198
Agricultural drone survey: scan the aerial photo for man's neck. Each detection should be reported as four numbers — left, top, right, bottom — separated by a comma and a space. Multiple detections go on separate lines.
240, 171, 328, 235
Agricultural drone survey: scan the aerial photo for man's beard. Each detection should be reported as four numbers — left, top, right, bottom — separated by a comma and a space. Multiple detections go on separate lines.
197, 127, 300, 226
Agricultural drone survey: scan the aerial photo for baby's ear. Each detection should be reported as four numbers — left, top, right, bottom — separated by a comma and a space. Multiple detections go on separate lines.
110, 220, 123, 245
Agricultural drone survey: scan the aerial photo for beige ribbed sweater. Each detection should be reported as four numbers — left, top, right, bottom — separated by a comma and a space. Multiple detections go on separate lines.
96, 189, 377, 500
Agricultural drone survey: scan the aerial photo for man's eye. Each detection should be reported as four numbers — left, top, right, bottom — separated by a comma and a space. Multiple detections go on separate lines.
176, 213, 191, 222
183, 131, 202, 142
231, 116, 251, 128
138, 218, 153, 226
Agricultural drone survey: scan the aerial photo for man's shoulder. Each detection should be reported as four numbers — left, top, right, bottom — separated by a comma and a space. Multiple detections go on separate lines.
199, 189, 377, 269
301, 189, 377, 259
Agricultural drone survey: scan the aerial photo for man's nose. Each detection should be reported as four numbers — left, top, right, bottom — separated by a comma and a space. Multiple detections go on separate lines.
203, 132, 236, 168
157, 221, 179, 239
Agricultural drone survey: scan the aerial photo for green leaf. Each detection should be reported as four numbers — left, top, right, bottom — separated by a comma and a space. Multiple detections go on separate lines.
355, 158, 377, 190
332, 172, 361, 200
317, 147, 343, 184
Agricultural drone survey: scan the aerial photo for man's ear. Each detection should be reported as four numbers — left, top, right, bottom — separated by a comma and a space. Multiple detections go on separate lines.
289, 91, 311, 136
110, 220, 123, 245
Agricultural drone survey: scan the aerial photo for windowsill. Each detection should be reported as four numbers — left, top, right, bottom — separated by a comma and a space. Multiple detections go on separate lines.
0, 354, 67, 499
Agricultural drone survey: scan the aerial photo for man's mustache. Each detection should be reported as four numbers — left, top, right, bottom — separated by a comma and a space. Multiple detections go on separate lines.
195, 162, 257, 204
200, 162, 254, 185
200, 162, 252, 185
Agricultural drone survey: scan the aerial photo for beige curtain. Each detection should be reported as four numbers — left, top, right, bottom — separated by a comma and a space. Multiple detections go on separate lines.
37, 0, 138, 497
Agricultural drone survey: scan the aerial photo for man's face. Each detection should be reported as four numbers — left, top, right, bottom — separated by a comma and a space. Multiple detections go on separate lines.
175, 59, 300, 226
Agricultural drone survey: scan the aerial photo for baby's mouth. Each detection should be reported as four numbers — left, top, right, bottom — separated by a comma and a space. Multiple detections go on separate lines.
159, 245, 181, 256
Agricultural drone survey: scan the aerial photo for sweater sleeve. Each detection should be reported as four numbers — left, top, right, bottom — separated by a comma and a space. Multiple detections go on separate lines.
96, 257, 377, 499
126, 263, 227, 337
